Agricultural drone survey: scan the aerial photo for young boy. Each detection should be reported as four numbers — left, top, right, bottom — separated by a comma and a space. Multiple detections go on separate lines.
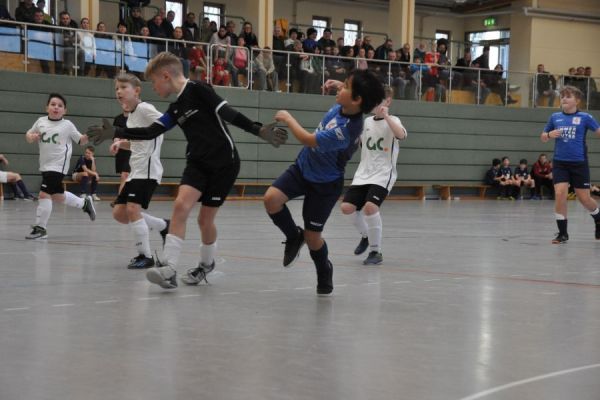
339, 86, 407, 265
112, 111, 131, 201
72, 145, 101, 200
264, 70, 385, 296
87, 52, 287, 288
513, 158, 535, 199
25, 93, 96, 240
0, 154, 36, 200
110, 73, 170, 269
484, 158, 502, 194
541, 85, 600, 244
498, 156, 516, 199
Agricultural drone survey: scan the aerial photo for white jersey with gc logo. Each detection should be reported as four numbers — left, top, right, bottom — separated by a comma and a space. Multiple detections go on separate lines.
351, 115, 405, 192
30, 116, 82, 174
126, 102, 164, 183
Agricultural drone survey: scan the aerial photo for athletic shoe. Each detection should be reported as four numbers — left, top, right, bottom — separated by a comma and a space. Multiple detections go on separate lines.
354, 236, 369, 255
363, 251, 383, 265
181, 261, 215, 285
282, 226, 305, 267
159, 219, 170, 246
25, 225, 47, 240
551, 233, 569, 244
91, 194, 101, 201
23, 194, 37, 201
146, 265, 178, 289
316, 260, 333, 297
82, 196, 96, 221
127, 254, 155, 269
595, 222, 600, 240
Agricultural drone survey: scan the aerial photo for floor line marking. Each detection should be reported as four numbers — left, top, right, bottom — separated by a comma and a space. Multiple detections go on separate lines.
394, 281, 412, 284
52, 303, 74, 307
293, 287, 312, 290
4, 307, 30, 311
139, 297, 160, 301
259, 289, 278, 292
219, 291, 240, 295
95, 300, 119, 304
178, 294, 201, 298
458, 363, 600, 400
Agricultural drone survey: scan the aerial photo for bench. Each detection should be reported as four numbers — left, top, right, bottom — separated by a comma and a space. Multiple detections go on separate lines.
387, 183, 427, 200
231, 181, 272, 199
62, 179, 180, 200
433, 184, 490, 200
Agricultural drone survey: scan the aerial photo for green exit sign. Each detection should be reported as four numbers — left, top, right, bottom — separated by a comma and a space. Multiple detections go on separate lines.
484, 17, 496, 27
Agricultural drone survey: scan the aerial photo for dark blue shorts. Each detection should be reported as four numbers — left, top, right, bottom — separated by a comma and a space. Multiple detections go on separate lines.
272, 164, 344, 232
552, 160, 590, 189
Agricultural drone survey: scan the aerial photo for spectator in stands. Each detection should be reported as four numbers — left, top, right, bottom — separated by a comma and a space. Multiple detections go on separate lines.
254, 46, 279, 91
585, 67, 597, 92
147, 13, 167, 39
0, 5, 13, 20
288, 39, 307, 92
413, 42, 426, 62
15, 0, 36, 22
407, 55, 429, 100
199, 17, 212, 43
284, 28, 298, 48
374, 38, 393, 61
56, 11, 78, 76
126, 7, 145, 36
212, 54, 231, 86
317, 28, 335, 50
586, 67, 600, 109
209, 21, 217, 35
229, 36, 248, 87
574, 66, 586, 93
536, 63, 558, 107
484, 158, 502, 194
532, 153, 553, 199
182, 12, 199, 42
78, 17, 96, 76
436, 39, 450, 85
356, 47, 368, 70
272, 24, 286, 79
387, 50, 407, 99
422, 49, 445, 102
188, 44, 207, 81
209, 25, 231, 63
30, 9, 52, 74
398, 43, 410, 63
169, 26, 190, 77
513, 159, 535, 199
563, 67, 577, 87
453, 48, 473, 90
36, 0, 52, 24
303, 27, 318, 53
362, 36, 374, 53
336, 37, 344, 50
240, 21, 258, 49
473, 45, 490, 70
483, 64, 516, 105
225, 20, 237, 45
94, 21, 115, 78
352, 37, 362, 57
114, 21, 134, 71
325, 45, 349, 86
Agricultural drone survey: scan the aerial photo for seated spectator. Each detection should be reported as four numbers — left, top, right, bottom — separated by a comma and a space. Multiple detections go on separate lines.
226, 20, 238, 46
209, 25, 231, 61
162, 10, 175, 38
336, 37, 344, 51
387, 50, 407, 99
169, 26, 190, 77
78, 17, 96, 76
35, 0, 52, 24
229, 36, 248, 87
0, 154, 36, 200
182, 12, 199, 42
484, 158, 502, 194
563, 67, 577, 87
240, 21, 258, 49
422, 50, 446, 102
147, 14, 167, 39
126, 7, 145, 36
574, 66, 587, 93
436, 39, 450, 86
15, 0, 36, 22
498, 156, 517, 199
453, 48, 474, 90
325, 46, 350, 87
189, 44, 207, 81
288, 39, 307, 92
586, 66, 600, 109
473, 45, 490, 70
407, 56, 430, 100
352, 37, 362, 57
317, 28, 335, 50
536, 63, 558, 107
413, 42, 426, 62
199, 17, 213, 43
72, 146, 101, 200
212, 56, 231, 86
374, 38, 393, 60
254, 46, 279, 91
532, 153, 554, 199
513, 159, 535, 199
94, 21, 116, 78
356, 47, 368, 70
303, 27, 318, 53
300, 49, 320, 94
482, 64, 516, 105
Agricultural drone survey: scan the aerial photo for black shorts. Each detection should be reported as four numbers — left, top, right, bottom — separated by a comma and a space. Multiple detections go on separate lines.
272, 163, 344, 232
115, 149, 131, 174
114, 179, 158, 209
40, 171, 65, 195
180, 158, 240, 207
552, 160, 590, 189
342, 184, 389, 210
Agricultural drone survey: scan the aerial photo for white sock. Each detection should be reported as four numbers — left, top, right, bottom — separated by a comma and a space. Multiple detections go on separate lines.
364, 212, 383, 253
347, 210, 368, 238
142, 212, 167, 232
63, 191, 84, 208
555, 213, 566, 220
590, 208, 599, 216
130, 218, 152, 257
35, 198, 52, 228
201, 242, 217, 266
163, 234, 183, 268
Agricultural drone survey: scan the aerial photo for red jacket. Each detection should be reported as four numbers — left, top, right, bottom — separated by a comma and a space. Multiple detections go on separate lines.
532, 160, 552, 178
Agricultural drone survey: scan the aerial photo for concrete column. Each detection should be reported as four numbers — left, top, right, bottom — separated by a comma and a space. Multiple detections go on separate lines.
67, 0, 99, 27
244, 0, 274, 48
388, 0, 415, 50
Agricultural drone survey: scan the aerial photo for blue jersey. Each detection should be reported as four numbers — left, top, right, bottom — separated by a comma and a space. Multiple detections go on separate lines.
544, 111, 600, 162
514, 166, 529, 178
295, 104, 364, 183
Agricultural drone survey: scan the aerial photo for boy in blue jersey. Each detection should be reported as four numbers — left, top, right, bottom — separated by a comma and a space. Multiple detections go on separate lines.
540, 85, 600, 244
264, 70, 385, 296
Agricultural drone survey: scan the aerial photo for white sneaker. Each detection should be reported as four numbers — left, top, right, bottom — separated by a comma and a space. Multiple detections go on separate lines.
91, 194, 101, 201
146, 266, 178, 289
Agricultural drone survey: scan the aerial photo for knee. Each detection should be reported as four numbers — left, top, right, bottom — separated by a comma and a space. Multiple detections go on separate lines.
340, 202, 355, 215
173, 199, 193, 219
362, 202, 380, 215
112, 207, 128, 224
14, 173, 21, 181
304, 230, 322, 249
263, 189, 282, 213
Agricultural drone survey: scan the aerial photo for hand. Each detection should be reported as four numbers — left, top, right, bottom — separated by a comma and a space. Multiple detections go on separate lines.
258, 121, 288, 148
548, 129, 561, 139
0, 155, 8, 165
274, 110, 292, 125
323, 79, 342, 93
26, 131, 41, 143
374, 105, 389, 118
109, 141, 120, 155
87, 118, 115, 145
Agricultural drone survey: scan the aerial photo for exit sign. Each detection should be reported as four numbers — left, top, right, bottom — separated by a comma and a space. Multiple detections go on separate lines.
484, 17, 496, 27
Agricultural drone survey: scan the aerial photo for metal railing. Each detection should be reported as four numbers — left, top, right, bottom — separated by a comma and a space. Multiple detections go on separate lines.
0, 20, 599, 110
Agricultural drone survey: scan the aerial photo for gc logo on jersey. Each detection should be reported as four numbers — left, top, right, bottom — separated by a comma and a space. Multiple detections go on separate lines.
40, 132, 59, 144
366, 137, 388, 152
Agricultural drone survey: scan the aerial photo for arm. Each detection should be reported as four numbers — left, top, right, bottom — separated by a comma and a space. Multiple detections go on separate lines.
0, 154, 7, 165
376, 106, 407, 140
541, 129, 561, 143
275, 110, 317, 147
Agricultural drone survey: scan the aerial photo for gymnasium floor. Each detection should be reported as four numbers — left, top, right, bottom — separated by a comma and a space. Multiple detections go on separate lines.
0, 198, 599, 400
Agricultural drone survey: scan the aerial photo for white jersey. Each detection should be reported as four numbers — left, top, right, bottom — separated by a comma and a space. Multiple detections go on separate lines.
126, 102, 164, 183
0, 170, 7, 183
30, 116, 82, 174
351, 115, 405, 191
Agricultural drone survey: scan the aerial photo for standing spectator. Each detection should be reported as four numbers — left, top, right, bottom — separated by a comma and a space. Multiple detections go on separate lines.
30, 9, 52, 74
36, 0, 52, 24
239, 21, 258, 49
352, 38, 363, 58
398, 43, 411, 63
356, 48, 368, 70
407, 55, 429, 100
531, 153, 553, 199
413, 42, 426, 62
536, 63, 558, 107
285, 28, 298, 48
472, 45, 490, 70
94, 21, 115, 78
169, 26, 190, 77
387, 50, 407, 99
162, 10, 175, 38
336, 37, 344, 51
563, 67, 577, 87
453, 48, 473, 90
225, 20, 237, 45
483, 64, 516, 105
78, 18, 96, 76
586, 67, 600, 109
199, 17, 212, 43
114, 21, 134, 73
56, 11, 78, 76
147, 14, 167, 39
302, 27, 318, 53
272, 25, 286, 79
317, 28, 335, 50
182, 12, 199, 42
209, 25, 231, 62
126, 7, 145, 36
254, 47, 279, 91
361, 36, 374, 53
15, 0, 36, 22
374, 38, 393, 61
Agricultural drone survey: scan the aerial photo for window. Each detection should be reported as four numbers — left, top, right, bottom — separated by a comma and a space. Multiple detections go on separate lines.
344, 20, 361, 46
435, 30, 450, 41
204, 3, 224, 27
312, 16, 329, 39
467, 30, 510, 70
165, 1, 184, 28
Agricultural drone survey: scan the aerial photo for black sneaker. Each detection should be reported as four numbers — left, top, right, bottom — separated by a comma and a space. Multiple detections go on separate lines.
25, 225, 47, 240
363, 251, 383, 265
23, 194, 37, 201
82, 196, 96, 221
354, 236, 369, 255
181, 260, 215, 285
316, 260, 333, 296
551, 233, 569, 244
127, 254, 155, 269
160, 219, 170, 246
595, 221, 600, 240
282, 226, 305, 267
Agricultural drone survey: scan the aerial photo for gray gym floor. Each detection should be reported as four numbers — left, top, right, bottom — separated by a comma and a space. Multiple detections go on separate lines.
1, 198, 599, 400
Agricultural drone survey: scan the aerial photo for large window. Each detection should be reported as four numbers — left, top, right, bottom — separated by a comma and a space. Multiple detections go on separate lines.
166, 1, 184, 28
204, 3, 224, 27
467, 29, 510, 70
344, 20, 361, 46
435, 30, 450, 41
312, 16, 329, 39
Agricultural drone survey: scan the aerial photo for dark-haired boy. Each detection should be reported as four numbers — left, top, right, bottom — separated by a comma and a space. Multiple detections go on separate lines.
263, 70, 386, 296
